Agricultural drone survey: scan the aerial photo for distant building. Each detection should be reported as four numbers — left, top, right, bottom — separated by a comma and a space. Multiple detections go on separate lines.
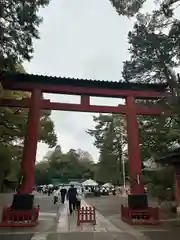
143, 157, 162, 171
143, 144, 180, 171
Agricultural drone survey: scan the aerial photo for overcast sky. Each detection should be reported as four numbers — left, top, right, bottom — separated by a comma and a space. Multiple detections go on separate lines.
23, 0, 153, 162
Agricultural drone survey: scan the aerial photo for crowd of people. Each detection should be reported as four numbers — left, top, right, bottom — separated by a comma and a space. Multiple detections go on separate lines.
36, 184, 128, 214
37, 184, 124, 196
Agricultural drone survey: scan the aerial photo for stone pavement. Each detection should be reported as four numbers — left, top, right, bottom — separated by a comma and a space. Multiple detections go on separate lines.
31, 199, 147, 240
86, 195, 180, 240
56, 199, 122, 232
0, 195, 148, 240
3, 193, 180, 240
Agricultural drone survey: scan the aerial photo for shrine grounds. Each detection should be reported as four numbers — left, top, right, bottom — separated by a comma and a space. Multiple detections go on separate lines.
0, 193, 180, 240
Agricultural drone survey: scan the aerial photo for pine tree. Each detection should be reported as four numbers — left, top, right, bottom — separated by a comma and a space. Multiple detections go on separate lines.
87, 114, 127, 184
0, 0, 50, 70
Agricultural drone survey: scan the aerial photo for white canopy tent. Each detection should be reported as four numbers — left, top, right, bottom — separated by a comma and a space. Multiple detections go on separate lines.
82, 179, 98, 187
102, 182, 113, 188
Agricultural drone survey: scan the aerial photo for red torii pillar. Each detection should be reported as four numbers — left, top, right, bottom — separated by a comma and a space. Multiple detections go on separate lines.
18, 88, 42, 194
175, 168, 180, 205
16, 91, 148, 194
126, 96, 144, 194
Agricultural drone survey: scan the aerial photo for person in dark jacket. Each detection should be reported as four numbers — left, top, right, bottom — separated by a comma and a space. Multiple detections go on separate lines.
67, 185, 77, 214
60, 185, 67, 204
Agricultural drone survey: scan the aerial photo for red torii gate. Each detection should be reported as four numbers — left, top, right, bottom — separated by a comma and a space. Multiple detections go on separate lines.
0, 71, 168, 224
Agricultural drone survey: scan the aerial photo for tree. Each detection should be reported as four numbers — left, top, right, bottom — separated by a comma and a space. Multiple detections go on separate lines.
137, 115, 177, 160
76, 149, 93, 163
0, 0, 50, 70
0, 1, 56, 191
106, 0, 180, 161
121, 6, 180, 157
110, 0, 180, 199
0, 65, 57, 191
110, 0, 180, 21
34, 160, 52, 185
87, 114, 127, 184
35, 146, 96, 186
0, 96, 57, 191
109, 0, 145, 17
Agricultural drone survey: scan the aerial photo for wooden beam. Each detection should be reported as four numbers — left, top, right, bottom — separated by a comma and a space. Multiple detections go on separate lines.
0, 98, 162, 115
2, 81, 164, 99
41, 101, 127, 114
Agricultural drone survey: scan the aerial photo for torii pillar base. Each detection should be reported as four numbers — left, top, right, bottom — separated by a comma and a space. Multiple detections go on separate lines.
121, 204, 159, 225
0, 194, 39, 227
0, 89, 41, 227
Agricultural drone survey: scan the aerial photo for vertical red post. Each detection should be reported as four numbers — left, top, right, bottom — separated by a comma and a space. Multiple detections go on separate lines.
175, 167, 180, 204
18, 89, 42, 194
81, 95, 90, 106
126, 96, 144, 194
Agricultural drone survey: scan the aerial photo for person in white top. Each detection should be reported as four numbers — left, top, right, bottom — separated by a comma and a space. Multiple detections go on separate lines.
177, 204, 180, 219
53, 188, 60, 204
76, 188, 82, 210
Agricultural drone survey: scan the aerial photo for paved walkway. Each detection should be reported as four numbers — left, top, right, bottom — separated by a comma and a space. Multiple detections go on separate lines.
0, 197, 147, 240
3, 194, 172, 240
55, 200, 122, 233
31, 199, 145, 240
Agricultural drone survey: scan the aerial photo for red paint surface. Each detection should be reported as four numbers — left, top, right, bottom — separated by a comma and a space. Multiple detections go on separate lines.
0, 80, 164, 196
0, 99, 161, 115
175, 168, 180, 204
18, 89, 42, 194
126, 96, 144, 194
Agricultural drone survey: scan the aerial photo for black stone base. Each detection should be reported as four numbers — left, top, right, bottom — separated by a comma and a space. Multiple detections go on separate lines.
11, 194, 34, 210
128, 194, 148, 210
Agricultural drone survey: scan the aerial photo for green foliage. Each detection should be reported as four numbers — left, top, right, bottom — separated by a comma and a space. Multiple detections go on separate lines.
87, 114, 127, 184
87, 114, 126, 152
137, 115, 177, 160
0, 0, 53, 192
123, 21, 180, 86
0, 87, 57, 191
35, 147, 95, 185
145, 167, 174, 201
109, 0, 180, 20
119, 0, 180, 160
0, 66, 57, 191
39, 110, 57, 147
35, 160, 52, 185
0, 0, 50, 70
109, 0, 145, 17
110, 0, 180, 199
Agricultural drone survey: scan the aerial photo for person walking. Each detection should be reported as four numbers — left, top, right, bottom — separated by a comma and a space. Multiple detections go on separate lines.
48, 187, 52, 196
76, 188, 82, 210
52, 187, 59, 204
60, 185, 67, 204
67, 185, 77, 214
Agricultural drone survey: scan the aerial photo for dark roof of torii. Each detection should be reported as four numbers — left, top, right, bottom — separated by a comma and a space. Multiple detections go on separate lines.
157, 147, 180, 165
1, 71, 167, 92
